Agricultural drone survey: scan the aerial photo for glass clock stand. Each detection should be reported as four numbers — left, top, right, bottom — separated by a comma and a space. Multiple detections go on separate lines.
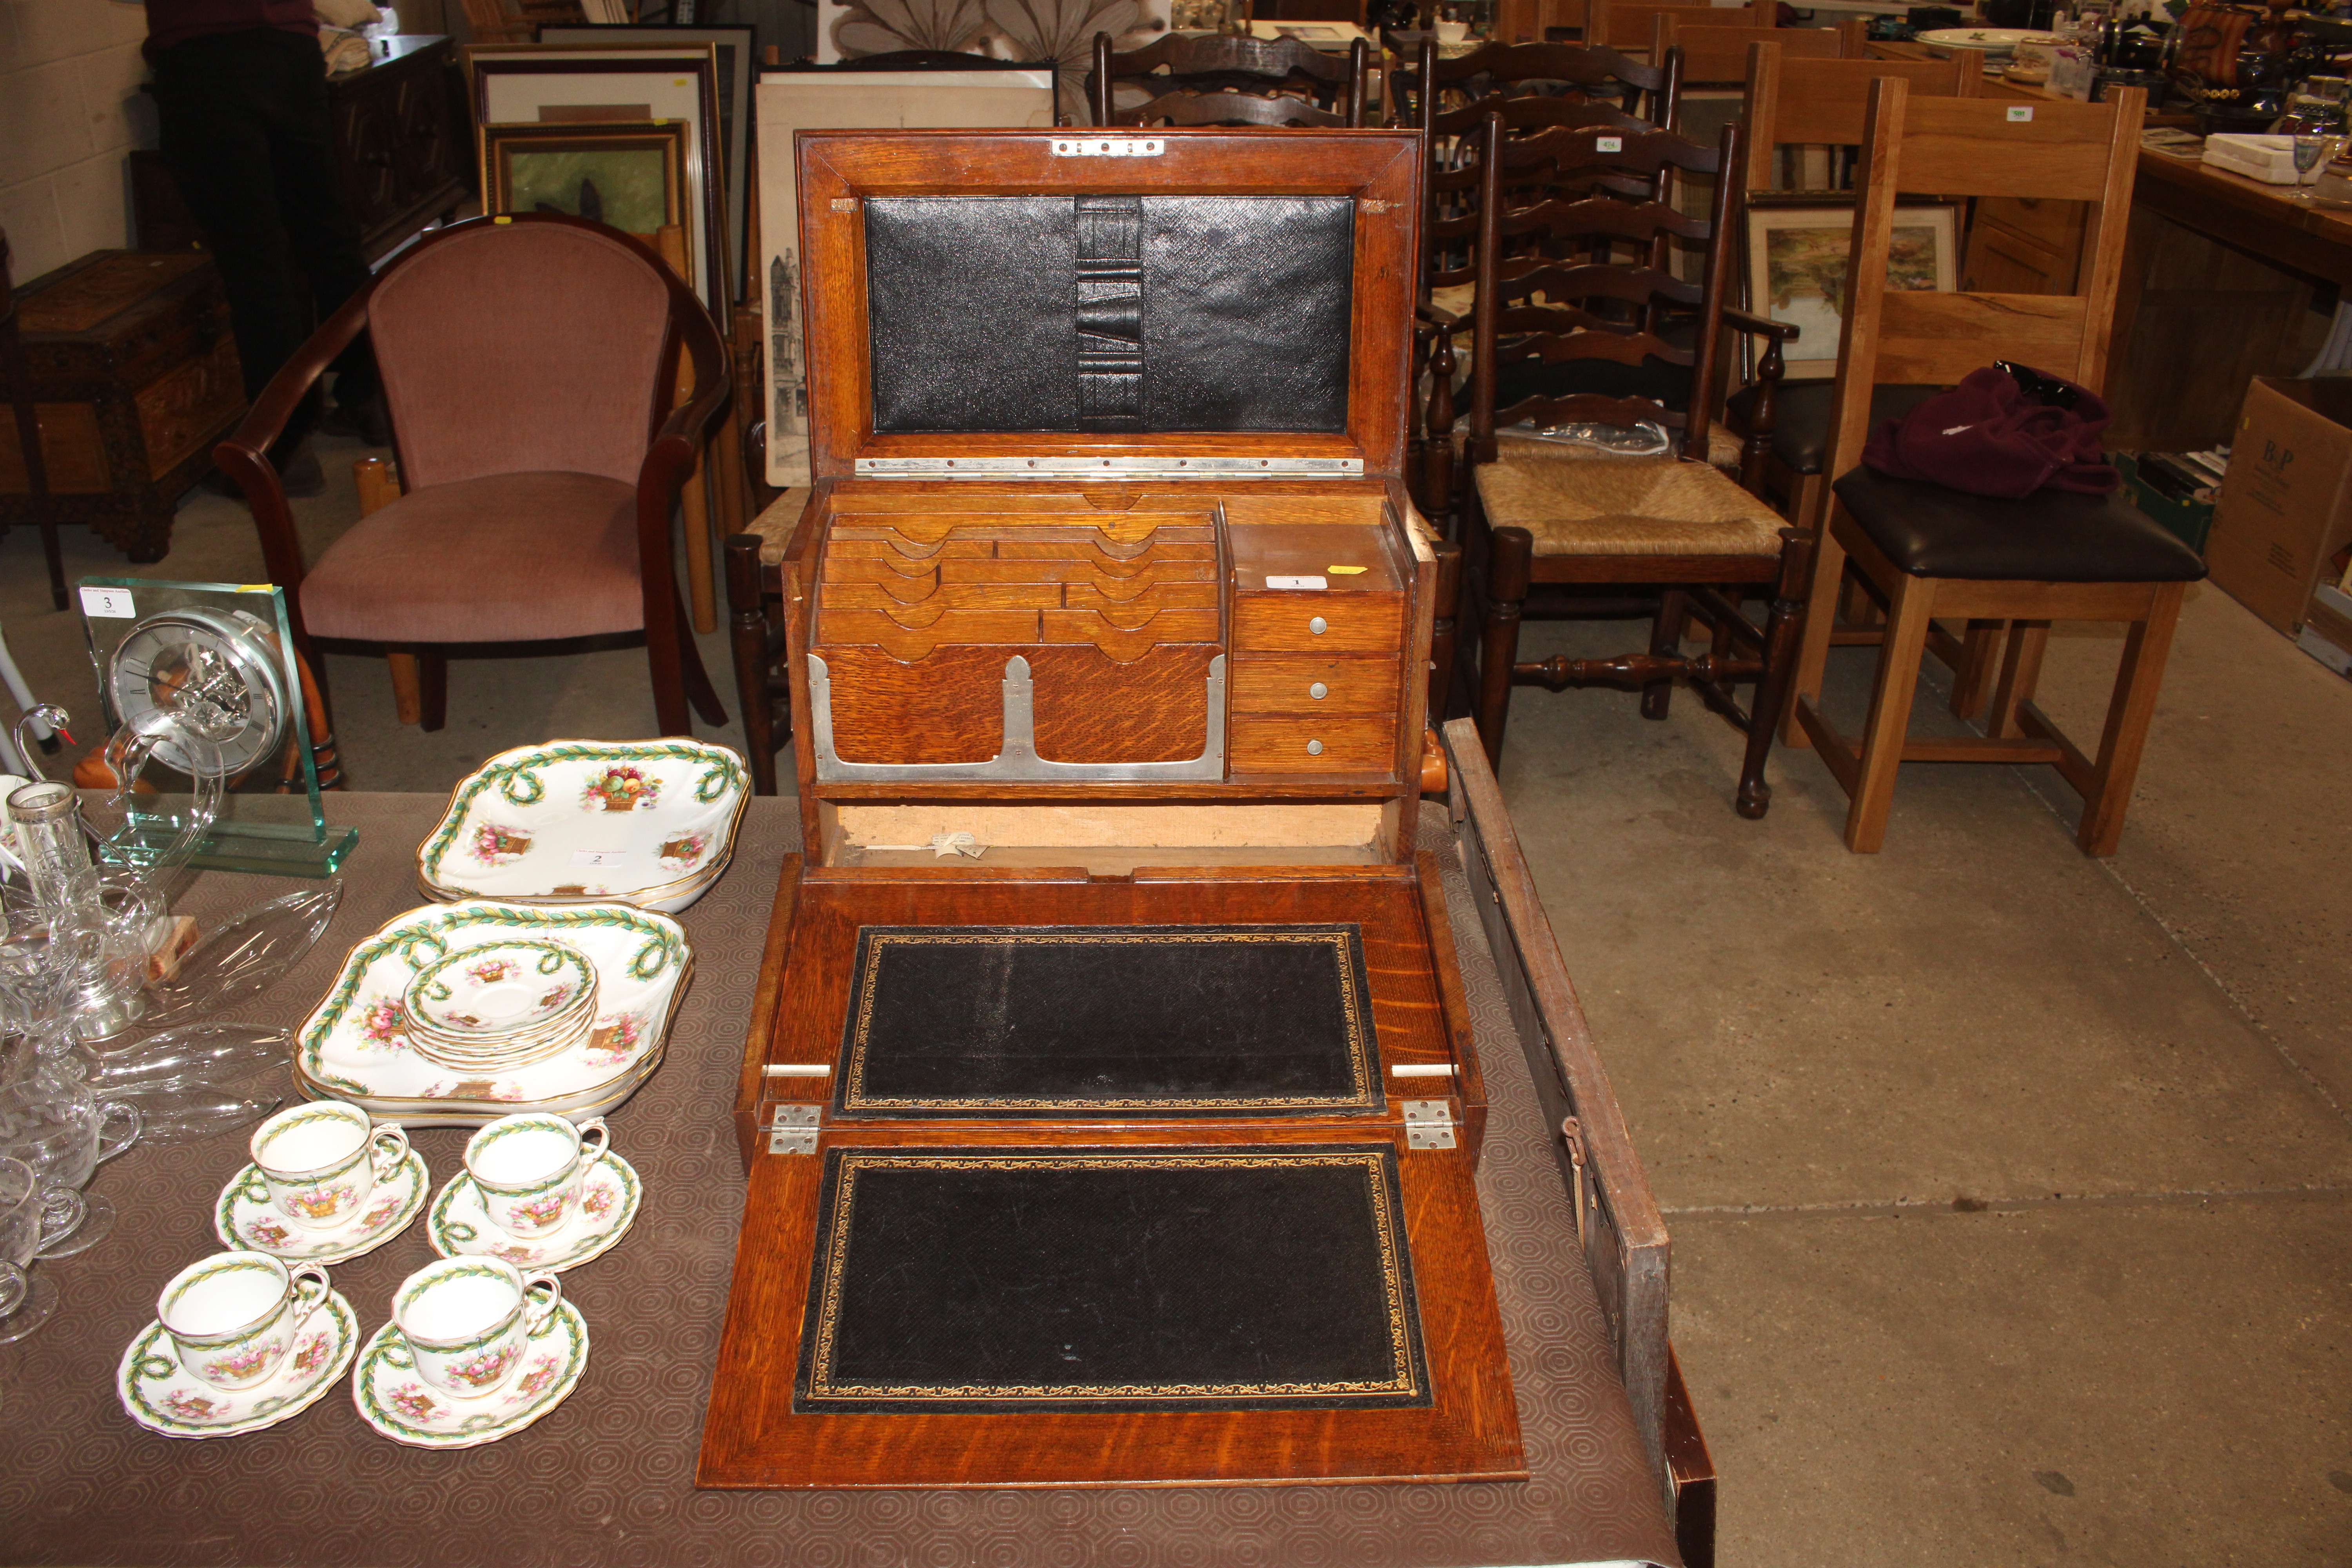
77, 577, 356, 878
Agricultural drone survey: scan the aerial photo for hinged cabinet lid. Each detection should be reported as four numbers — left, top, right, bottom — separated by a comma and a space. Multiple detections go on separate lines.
794, 129, 1424, 484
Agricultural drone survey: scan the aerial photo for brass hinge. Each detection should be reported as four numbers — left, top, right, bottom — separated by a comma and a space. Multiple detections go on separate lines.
1562, 1116, 1588, 1247
1403, 1098, 1457, 1151
768, 1103, 819, 1155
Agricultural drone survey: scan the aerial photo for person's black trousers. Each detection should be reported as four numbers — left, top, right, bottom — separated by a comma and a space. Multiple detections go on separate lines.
150, 27, 379, 455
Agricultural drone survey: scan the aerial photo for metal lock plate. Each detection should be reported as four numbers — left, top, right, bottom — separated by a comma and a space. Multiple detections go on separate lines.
768, 1103, 820, 1155
1403, 1099, 1457, 1151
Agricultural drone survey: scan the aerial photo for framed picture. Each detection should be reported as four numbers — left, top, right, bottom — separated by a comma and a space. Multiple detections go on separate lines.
539, 25, 757, 304
1744, 200, 1961, 372
754, 68, 1058, 488
479, 121, 690, 270
467, 45, 727, 310
813, 0, 1170, 119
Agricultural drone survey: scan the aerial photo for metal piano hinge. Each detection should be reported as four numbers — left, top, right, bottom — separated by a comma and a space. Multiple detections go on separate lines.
1403, 1099, 1457, 1151
767, 1103, 820, 1155
1052, 137, 1165, 157
1562, 1116, 1588, 1246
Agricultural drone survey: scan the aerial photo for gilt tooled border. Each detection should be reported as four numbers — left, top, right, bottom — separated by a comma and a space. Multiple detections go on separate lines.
799, 1148, 1425, 1403
837, 926, 1378, 1114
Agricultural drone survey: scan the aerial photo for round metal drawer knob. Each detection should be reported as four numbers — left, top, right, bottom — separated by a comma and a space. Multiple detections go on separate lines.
1307, 739, 1325, 756
1309, 681, 1329, 700
1308, 615, 1328, 635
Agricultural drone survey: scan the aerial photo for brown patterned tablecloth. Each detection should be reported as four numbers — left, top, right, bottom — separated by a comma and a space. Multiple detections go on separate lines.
0, 795, 1676, 1568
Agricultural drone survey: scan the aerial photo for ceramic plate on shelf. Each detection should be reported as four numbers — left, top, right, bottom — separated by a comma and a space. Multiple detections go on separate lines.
294, 900, 690, 1127
213, 1147, 430, 1264
415, 740, 748, 914
118, 1289, 359, 1439
351, 1298, 588, 1449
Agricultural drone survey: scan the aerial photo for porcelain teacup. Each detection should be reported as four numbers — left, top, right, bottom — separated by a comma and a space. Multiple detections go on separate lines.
390, 1256, 560, 1400
157, 1251, 330, 1392
250, 1100, 410, 1232
464, 1113, 608, 1239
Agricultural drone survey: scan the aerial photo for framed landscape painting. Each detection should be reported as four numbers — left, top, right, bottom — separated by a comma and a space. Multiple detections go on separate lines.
1744, 201, 1960, 372
480, 121, 690, 272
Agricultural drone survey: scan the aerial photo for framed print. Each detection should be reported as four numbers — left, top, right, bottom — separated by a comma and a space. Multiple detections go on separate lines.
540, 25, 757, 303
1744, 200, 1960, 372
480, 121, 690, 267
467, 45, 727, 310
753, 67, 1056, 488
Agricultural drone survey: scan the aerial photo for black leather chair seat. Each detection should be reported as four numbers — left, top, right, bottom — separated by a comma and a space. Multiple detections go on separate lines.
1831, 468, 2209, 583
1725, 380, 1941, 475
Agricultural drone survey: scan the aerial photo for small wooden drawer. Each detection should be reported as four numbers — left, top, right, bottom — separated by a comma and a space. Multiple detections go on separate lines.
1228, 714, 1397, 774
1231, 593, 1404, 654
1229, 656, 1402, 716
824, 581, 1062, 612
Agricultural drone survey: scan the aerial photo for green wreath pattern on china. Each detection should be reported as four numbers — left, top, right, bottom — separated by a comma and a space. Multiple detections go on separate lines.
419, 742, 746, 873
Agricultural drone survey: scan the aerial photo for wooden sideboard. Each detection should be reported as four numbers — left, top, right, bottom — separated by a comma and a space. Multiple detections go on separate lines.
132, 34, 471, 265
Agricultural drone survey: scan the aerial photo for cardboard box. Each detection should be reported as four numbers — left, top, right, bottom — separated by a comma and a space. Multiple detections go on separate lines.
2205, 377, 2352, 635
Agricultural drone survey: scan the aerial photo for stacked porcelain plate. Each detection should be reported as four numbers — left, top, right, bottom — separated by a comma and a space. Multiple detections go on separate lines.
294, 900, 692, 1129
399, 937, 601, 1074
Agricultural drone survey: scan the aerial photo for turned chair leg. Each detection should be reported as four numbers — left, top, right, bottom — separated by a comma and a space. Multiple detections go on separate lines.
1640, 588, 1686, 720
1737, 529, 1814, 821
1477, 525, 1533, 770
726, 533, 778, 795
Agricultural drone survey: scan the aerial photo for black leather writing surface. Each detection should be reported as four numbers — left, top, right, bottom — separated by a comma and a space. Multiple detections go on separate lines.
834, 924, 1381, 1118
793, 1146, 1432, 1413
863, 194, 1354, 434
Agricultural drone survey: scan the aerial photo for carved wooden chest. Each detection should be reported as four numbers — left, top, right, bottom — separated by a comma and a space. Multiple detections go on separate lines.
0, 250, 243, 570
702, 128, 1525, 1492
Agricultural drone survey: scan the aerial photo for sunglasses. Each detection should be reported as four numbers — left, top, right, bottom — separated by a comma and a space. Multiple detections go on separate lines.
1996, 361, 2082, 410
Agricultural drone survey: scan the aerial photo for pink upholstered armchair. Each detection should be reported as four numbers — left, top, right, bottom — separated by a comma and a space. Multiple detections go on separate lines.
218, 213, 729, 739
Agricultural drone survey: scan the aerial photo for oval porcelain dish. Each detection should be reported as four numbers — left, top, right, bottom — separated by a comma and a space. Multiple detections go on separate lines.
415, 740, 749, 914
1918, 27, 2058, 57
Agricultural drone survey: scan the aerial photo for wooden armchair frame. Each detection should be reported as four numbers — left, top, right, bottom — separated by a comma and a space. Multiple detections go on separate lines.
218, 212, 730, 739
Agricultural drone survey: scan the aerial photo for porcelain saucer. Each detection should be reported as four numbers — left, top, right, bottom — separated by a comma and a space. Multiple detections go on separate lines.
426, 1151, 641, 1273
352, 1298, 588, 1449
212, 1147, 430, 1265
118, 1289, 358, 1439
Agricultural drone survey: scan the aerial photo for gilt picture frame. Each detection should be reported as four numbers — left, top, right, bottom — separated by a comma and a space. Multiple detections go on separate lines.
467, 45, 727, 310
479, 120, 691, 279
1743, 199, 1961, 372
539, 25, 757, 303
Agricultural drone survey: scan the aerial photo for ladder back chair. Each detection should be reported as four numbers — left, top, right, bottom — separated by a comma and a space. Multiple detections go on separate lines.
1461, 113, 1810, 816
1089, 32, 1368, 126
1785, 80, 2203, 855
1592, 0, 1769, 53
1728, 42, 1984, 529
1404, 37, 1682, 534
1653, 14, 1839, 89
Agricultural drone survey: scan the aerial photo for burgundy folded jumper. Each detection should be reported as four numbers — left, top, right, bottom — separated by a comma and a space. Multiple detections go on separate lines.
1861, 365, 2120, 499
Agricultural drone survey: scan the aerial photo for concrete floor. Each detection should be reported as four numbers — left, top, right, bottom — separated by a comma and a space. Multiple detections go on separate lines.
5, 467, 2349, 1564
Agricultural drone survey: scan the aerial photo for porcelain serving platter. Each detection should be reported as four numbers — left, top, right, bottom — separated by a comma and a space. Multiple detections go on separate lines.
1918, 26, 2058, 56
416, 740, 749, 914
296, 900, 691, 1126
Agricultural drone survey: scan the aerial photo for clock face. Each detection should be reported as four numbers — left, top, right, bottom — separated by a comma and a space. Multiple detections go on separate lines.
106, 609, 290, 780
